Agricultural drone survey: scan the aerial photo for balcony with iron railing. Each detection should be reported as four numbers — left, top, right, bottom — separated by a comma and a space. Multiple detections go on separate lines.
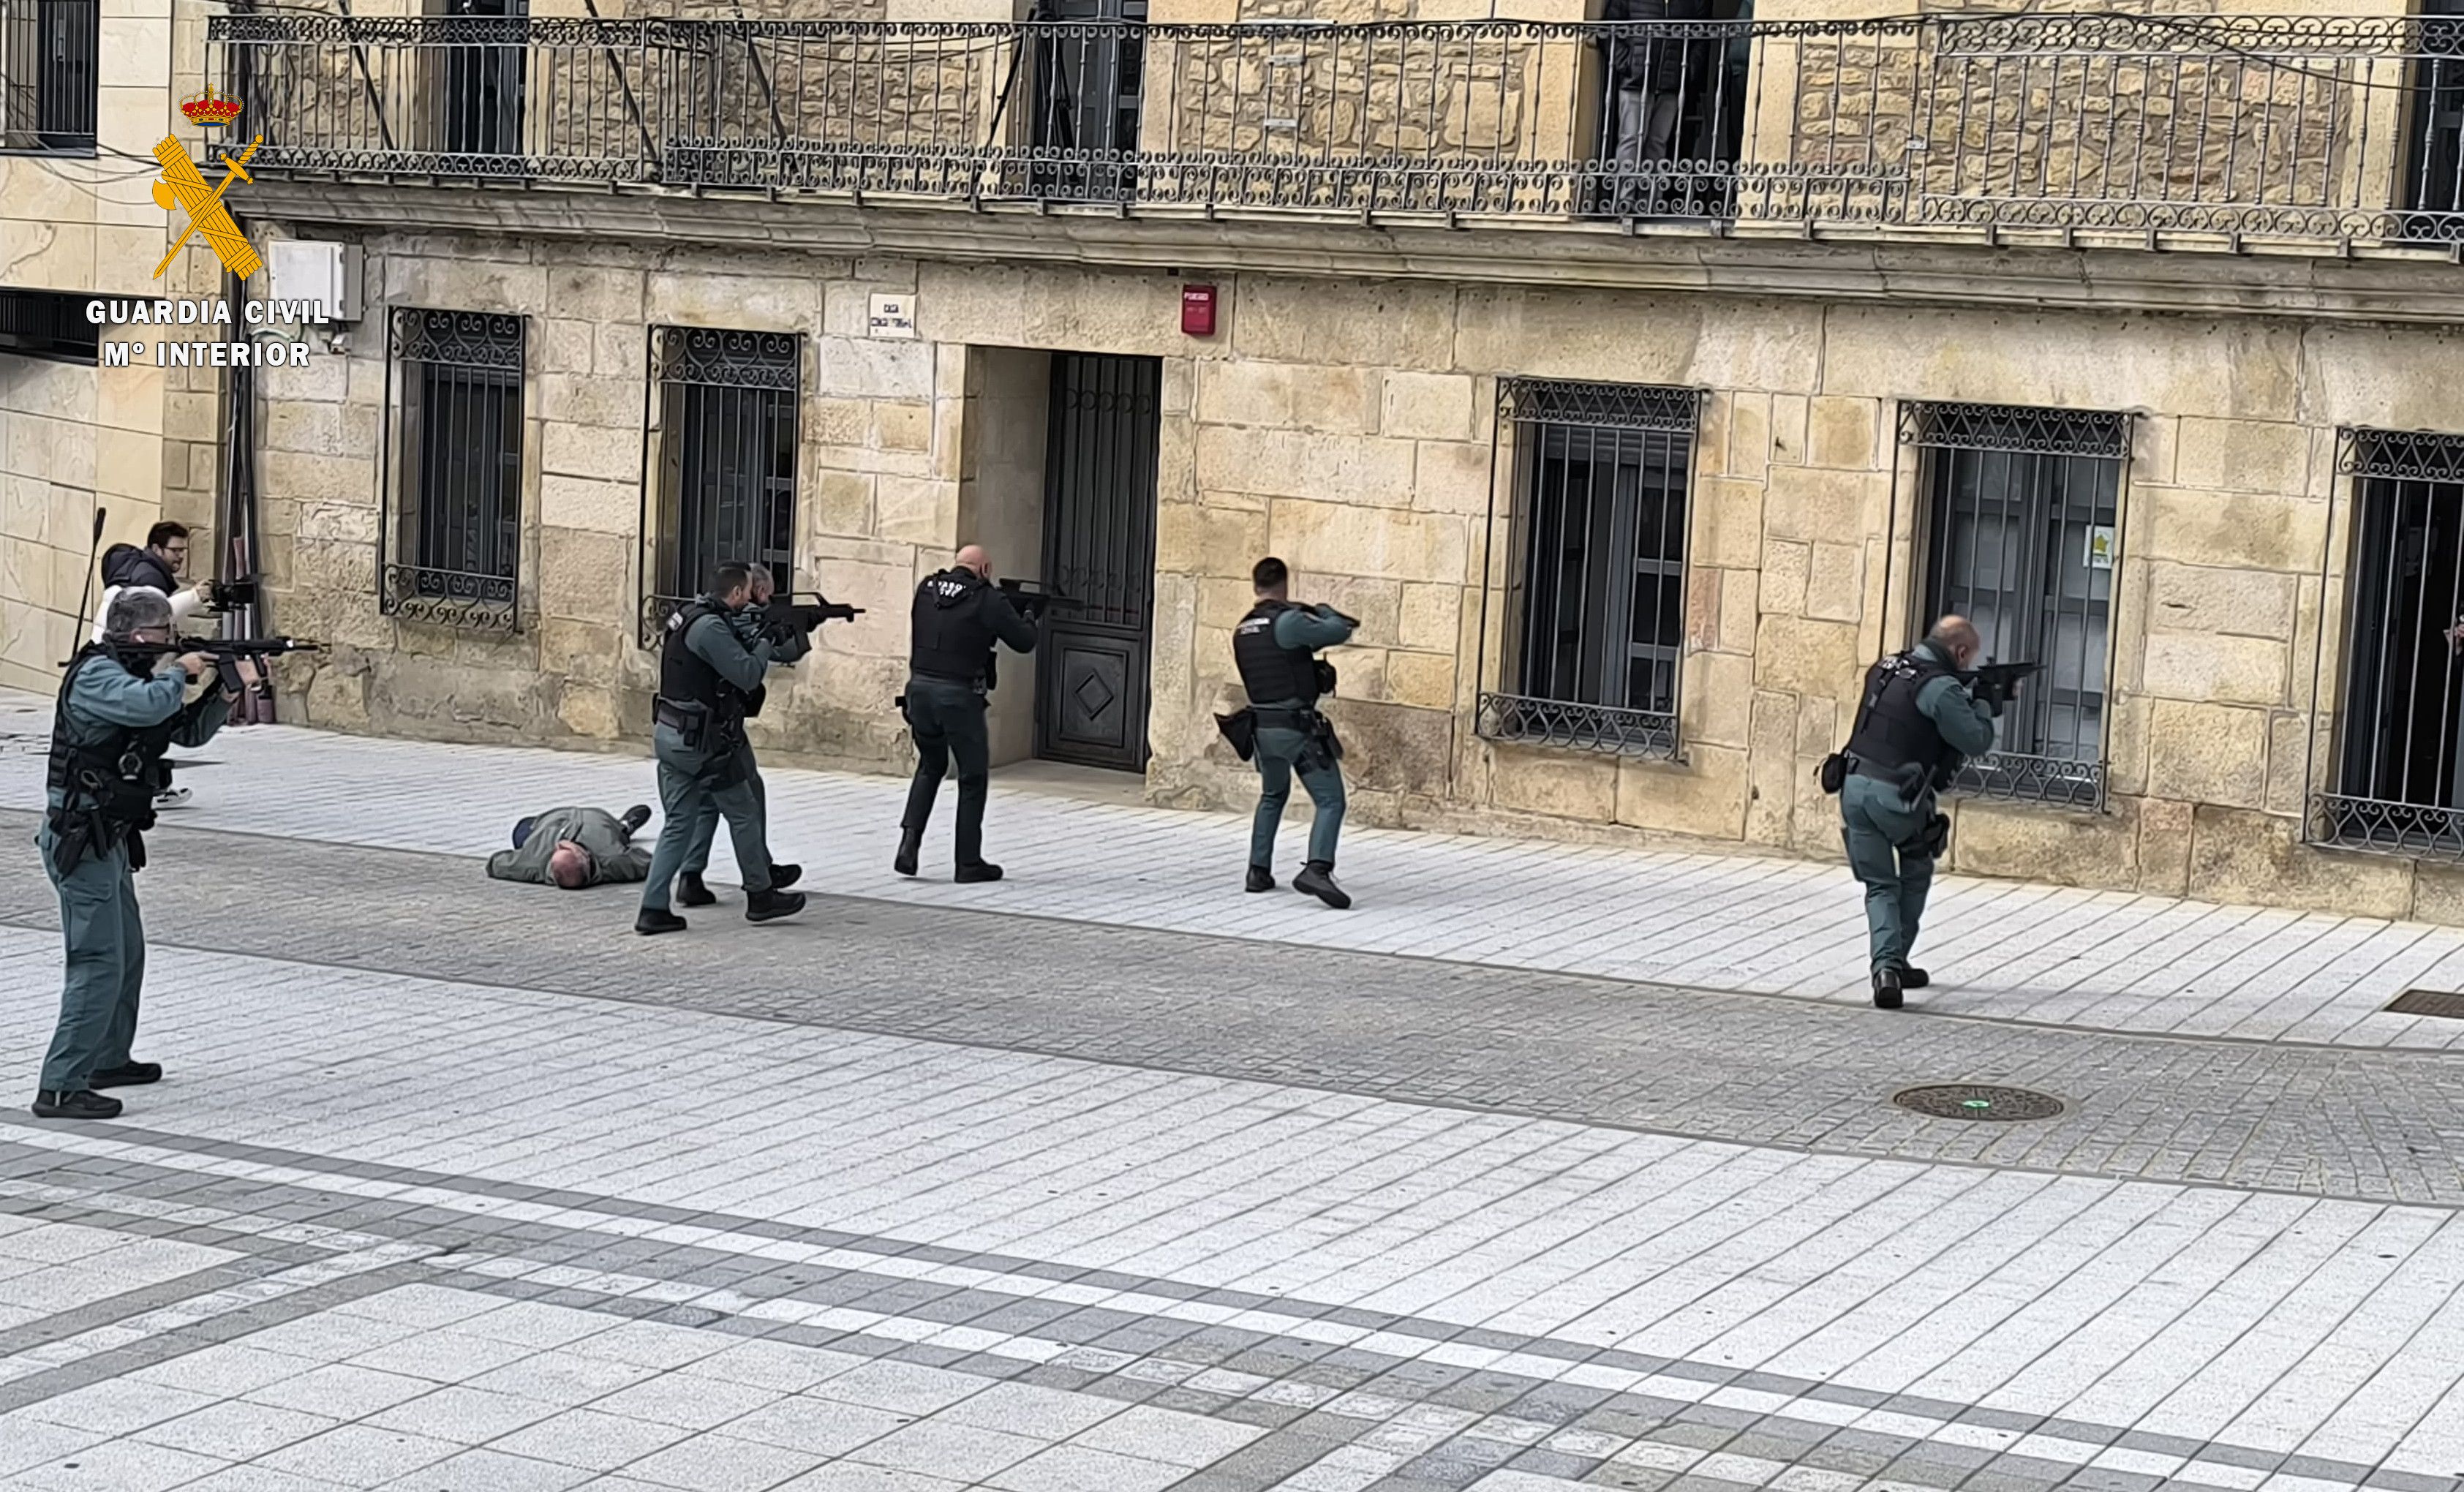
203, 12, 2464, 256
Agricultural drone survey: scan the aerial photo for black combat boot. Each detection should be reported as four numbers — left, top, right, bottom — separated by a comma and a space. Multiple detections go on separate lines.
770, 862, 802, 890
746, 889, 807, 923
32, 1090, 121, 1120
1294, 862, 1350, 910
636, 908, 687, 936
677, 873, 717, 908
91, 1062, 162, 1089
1246, 866, 1276, 893
894, 828, 922, 877
619, 804, 652, 835
1872, 966, 1904, 1010
954, 862, 1003, 883
1900, 967, 1930, 990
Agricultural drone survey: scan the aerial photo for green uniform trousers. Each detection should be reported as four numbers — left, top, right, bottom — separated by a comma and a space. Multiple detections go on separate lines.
681, 738, 764, 876
1251, 724, 1346, 871
901, 677, 992, 867
1839, 772, 1934, 976
36, 826, 145, 1093
638, 730, 774, 913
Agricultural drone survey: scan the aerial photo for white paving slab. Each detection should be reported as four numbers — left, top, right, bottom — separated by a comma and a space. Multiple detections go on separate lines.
0, 937, 2460, 1488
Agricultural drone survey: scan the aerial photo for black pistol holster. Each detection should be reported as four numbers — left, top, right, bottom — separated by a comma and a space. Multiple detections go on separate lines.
1213, 708, 1258, 762
1917, 812, 1951, 859
654, 696, 711, 753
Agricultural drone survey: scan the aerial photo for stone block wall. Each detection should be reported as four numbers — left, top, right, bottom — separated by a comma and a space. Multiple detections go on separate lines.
193, 216, 2464, 921
0, 0, 224, 693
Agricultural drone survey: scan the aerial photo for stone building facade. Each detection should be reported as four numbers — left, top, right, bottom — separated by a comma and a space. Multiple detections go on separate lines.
0, 0, 223, 692
16, 0, 2464, 921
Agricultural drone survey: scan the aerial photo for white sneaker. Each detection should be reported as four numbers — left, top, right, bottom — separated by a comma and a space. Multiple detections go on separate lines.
154, 787, 192, 809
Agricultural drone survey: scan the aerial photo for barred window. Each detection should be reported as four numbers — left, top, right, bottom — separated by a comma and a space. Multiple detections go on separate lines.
641, 326, 799, 646
1478, 379, 1699, 760
1, 0, 99, 151
0, 287, 99, 363
1905, 400, 2129, 807
2315, 428, 2464, 856
381, 309, 524, 631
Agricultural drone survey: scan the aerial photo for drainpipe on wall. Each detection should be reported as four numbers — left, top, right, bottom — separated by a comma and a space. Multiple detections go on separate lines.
216, 261, 273, 723
215, 8, 276, 723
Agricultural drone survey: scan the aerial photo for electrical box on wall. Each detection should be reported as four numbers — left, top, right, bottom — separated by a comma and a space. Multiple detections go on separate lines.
1180, 284, 1218, 337
265, 240, 363, 325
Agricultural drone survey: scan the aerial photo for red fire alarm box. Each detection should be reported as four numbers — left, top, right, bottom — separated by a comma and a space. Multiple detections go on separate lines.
1181, 285, 1218, 337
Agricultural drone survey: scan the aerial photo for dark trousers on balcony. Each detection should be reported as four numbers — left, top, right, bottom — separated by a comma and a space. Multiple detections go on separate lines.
1615, 90, 1681, 165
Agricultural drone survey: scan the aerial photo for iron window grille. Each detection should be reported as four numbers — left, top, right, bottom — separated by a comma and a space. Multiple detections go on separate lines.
1480, 379, 1701, 761
0, 287, 99, 363
1, 0, 97, 150
380, 309, 525, 632
639, 325, 800, 648
2312, 426, 2464, 859
1902, 400, 2130, 808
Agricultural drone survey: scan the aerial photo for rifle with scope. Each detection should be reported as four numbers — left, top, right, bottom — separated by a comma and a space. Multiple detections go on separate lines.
108, 635, 323, 697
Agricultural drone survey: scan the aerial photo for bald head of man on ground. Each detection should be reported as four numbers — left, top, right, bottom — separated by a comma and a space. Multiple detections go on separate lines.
1834, 611, 2000, 1011
491, 805, 655, 889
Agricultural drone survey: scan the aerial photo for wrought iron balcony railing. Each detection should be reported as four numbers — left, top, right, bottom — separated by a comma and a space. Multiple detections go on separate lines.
207, 12, 2464, 250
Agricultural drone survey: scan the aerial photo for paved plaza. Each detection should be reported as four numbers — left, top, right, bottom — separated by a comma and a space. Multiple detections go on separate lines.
2, 694, 2463, 1491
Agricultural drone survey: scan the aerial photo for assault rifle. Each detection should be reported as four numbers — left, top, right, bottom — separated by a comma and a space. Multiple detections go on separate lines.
1959, 659, 2041, 712
110, 635, 323, 696
998, 579, 1077, 624
761, 592, 864, 644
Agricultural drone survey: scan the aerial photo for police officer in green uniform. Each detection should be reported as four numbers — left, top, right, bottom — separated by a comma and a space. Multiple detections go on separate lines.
895, 543, 1036, 882
35, 588, 230, 1120
636, 562, 809, 935
676, 562, 804, 909
1235, 557, 1357, 909
1837, 614, 1997, 1009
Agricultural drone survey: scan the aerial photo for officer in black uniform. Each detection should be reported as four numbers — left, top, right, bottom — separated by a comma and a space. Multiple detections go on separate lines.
636, 562, 808, 935
1836, 614, 1996, 1009
896, 543, 1037, 882
1232, 556, 1357, 909
36, 587, 230, 1120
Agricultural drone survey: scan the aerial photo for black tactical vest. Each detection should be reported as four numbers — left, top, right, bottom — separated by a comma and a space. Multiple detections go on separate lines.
46, 646, 181, 854
1234, 601, 1320, 708
1844, 651, 1956, 773
910, 568, 997, 683
658, 600, 745, 731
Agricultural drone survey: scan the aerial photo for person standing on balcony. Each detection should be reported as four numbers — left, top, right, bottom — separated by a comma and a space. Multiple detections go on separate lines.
1600, 0, 1712, 206
1833, 616, 1997, 1011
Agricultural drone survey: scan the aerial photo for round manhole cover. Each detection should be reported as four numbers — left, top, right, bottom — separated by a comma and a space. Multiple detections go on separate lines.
1891, 1085, 2066, 1123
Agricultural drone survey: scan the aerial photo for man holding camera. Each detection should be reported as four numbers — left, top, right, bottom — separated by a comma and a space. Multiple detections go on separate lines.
1836, 614, 1998, 1009
897, 543, 1037, 882
35, 589, 231, 1120
636, 562, 809, 935
1230, 557, 1357, 910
